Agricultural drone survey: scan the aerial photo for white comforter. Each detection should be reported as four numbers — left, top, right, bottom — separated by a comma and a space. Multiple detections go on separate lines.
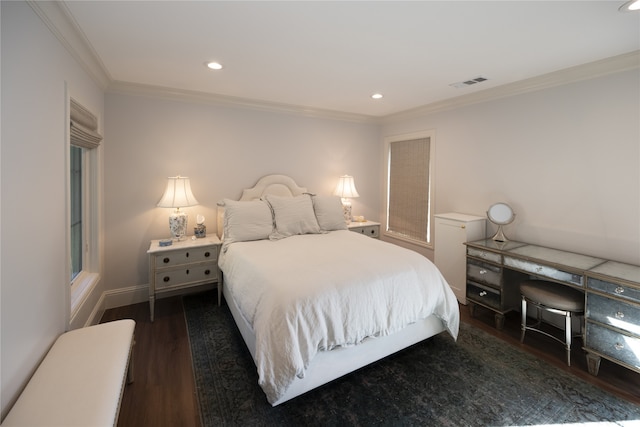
219, 230, 459, 404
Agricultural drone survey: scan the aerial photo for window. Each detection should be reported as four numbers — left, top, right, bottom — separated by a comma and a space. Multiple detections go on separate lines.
69, 98, 102, 316
384, 131, 434, 248
70, 145, 83, 281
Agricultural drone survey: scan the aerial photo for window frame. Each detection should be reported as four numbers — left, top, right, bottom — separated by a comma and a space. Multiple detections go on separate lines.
67, 95, 102, 323
383, 130, 436, 249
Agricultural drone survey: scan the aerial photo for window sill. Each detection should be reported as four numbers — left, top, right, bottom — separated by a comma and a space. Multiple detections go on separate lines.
382, 231, 433, 250
71, 272, 99, 317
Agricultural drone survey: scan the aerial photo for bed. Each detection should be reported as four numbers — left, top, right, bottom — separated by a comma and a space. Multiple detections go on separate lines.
216, 174, 459, 406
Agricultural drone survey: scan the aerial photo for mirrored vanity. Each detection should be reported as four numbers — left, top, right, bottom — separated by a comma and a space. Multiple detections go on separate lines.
465, 238, 640, 377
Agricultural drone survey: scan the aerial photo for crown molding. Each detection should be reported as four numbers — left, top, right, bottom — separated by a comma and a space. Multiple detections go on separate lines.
28, 1, 638, 124
107, 81, 378, 123
28, 0, 110, 90
381, 50, 640, 124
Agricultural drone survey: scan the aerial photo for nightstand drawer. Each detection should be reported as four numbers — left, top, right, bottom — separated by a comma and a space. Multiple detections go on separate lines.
153, 246, 217, 268
155, 263, 218, 290
351, 225, 379, 238
348, 221, 380, 239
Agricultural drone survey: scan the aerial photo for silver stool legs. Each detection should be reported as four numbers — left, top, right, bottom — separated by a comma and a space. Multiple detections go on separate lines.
520, 295, 580, 366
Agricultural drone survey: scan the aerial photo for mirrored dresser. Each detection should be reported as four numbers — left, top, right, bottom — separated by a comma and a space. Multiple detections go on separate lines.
465, 238, 640, 377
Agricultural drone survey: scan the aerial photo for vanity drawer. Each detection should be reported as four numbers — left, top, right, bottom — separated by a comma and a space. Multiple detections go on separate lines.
155, 263, 218, 290
587, 277, 640, 304
153, 246, 217, 268
467, 247, 501, 264
586, 293, 640, 336
467, 259, 501, 287
504, 256, 583, 287
585, 322, 640, 371
467, 281, 501, 310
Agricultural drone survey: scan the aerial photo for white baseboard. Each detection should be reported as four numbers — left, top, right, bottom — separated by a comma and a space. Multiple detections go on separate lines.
103, 284, 149, 310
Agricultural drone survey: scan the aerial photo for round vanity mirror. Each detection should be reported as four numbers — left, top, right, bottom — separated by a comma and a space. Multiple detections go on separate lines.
487, 202, 515, 242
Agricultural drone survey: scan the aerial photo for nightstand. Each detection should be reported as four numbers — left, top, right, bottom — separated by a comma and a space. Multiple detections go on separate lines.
348, 221, 380, 239
147, 235, 221, 321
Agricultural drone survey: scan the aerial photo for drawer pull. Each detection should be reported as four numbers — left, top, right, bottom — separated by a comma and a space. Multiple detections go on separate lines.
479, 291, 487, 297
615, 311, 625, 319
615, 286, 625, 294
186, 269, 190, 274
163, 276, 170, 282
186, 252, 190, 258
204, 251, 211, 257
163, 257, 170, 264
615, 342, 625, 351
205, 269, 211, 275
479, 269, 487, 275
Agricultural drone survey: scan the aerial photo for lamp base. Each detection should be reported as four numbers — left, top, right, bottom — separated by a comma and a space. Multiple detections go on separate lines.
169, 210, 188, 241
341, 199, 352, 224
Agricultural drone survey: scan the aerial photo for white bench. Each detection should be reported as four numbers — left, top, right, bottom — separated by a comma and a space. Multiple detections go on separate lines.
2, 319, 135, 427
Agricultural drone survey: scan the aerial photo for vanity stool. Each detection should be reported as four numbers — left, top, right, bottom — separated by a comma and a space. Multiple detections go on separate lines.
520, 279, 585, 366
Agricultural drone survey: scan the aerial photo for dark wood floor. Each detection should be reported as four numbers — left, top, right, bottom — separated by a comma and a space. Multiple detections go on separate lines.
102, 294, 640, 427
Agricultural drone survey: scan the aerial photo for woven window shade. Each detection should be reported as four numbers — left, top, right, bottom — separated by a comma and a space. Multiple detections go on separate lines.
70, 98, 102, 149
388, 137, 430, 243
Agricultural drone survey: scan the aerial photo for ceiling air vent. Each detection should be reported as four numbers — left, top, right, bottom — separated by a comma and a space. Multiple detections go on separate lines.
449, 76, 488, 89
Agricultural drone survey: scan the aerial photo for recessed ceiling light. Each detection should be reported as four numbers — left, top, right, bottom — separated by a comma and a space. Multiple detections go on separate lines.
619, 0, 640, 11
371, 93, 383, 99
206, 62, 223, 70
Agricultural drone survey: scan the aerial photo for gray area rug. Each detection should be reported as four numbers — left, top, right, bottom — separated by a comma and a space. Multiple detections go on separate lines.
183, 292, 640, 426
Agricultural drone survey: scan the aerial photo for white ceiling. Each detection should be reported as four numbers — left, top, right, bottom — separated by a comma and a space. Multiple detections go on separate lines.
61, 1, 640, 118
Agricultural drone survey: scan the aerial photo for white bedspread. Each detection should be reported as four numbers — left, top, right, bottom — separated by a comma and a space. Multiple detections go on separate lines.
219, 230, 459, 404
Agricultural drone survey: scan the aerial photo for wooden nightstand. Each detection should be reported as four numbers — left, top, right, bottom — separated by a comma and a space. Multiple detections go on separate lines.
147, 235, 221, 321
348, 221, 380, 239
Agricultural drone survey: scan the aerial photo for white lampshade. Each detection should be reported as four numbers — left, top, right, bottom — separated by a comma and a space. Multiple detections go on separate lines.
333, 175, 360, 199
157, 176, 199, 240
157, 176, 199, 208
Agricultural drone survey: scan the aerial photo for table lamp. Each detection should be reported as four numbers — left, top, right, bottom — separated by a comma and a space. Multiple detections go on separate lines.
157, 175, 199, 240
334, 175, 359, 223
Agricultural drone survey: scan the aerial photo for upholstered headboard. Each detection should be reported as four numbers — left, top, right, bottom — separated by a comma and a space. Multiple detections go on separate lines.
239, 174, 307, 201
217, 175, 308, 238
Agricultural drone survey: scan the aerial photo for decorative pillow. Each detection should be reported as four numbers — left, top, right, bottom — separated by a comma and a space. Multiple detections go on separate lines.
222, 199, 273, 244
264, 194, 321, 239
311, 195, 348, 231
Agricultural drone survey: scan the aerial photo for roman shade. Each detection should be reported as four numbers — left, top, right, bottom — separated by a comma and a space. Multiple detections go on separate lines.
387, 137, 430, 243
70, 98, 102, 149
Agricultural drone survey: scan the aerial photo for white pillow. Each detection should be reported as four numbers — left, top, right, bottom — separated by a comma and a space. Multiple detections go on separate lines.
264, 194, 321, 239
222, 199, 273, 244
312, 195, 348, 231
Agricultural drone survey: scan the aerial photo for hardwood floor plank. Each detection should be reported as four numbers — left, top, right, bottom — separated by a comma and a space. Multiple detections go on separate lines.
101, 297, 201, 427
103, 297, 639, 426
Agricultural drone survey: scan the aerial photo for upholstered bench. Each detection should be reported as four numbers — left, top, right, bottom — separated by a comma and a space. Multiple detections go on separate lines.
1, 319, 135, 427
520, 279, 584, 366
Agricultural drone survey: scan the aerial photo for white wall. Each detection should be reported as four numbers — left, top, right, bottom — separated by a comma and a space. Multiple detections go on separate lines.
102, 93, 380, 302
0, 2, 105, 417
381, 69, 640, 264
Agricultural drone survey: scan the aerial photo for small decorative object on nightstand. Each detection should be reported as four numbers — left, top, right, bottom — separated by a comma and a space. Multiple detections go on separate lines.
147, 235, 221, 321
348, 220, 380, 239
194, 214, 206, 238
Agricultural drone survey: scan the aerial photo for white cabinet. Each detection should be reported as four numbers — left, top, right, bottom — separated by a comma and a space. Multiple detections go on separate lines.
435, 213, 486, 304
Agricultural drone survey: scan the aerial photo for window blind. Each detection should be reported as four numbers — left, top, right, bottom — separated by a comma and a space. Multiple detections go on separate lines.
387, 137, 430, 243
70, 98, 102, 149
